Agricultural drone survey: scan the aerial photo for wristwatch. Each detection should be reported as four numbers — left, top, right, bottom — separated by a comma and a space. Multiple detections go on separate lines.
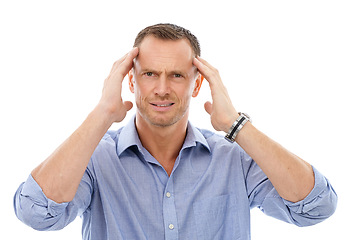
225, 112, 252, 143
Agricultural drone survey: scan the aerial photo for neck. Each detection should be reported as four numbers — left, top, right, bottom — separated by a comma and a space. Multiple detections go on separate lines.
135, 113, 188, 175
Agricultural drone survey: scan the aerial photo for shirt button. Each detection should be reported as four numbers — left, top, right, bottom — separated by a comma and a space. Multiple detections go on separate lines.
168, 224, 174, 230
166, 192, 171, 198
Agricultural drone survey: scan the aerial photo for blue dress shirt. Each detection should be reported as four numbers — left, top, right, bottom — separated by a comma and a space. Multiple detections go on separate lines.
14, 117, 337, 239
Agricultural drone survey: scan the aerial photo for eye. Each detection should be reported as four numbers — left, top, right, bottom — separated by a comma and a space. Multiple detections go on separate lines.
145, 72, 153, 77
173, 73, 182, 78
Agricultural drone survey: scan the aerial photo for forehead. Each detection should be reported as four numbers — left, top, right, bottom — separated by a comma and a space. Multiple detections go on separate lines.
135, 36, 195, 72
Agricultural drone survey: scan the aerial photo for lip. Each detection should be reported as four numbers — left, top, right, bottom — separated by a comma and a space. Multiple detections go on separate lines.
149, 101, 175, 112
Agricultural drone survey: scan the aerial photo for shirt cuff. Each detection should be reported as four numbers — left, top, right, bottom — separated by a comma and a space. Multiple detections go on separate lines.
20, 174, 68, 217
282, 166, 332, 215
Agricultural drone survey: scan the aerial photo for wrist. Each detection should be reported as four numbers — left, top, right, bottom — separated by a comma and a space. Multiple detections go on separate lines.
93, 103, 118, 127
225, 112, 252, 143
220, 112, 239, 133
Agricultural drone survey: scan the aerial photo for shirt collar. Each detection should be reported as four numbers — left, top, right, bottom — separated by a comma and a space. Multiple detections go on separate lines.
183, 121, 210, 152
116, 116, 210, 156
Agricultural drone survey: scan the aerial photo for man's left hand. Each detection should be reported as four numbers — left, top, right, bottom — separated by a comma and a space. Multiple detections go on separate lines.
193, 56, 238, 133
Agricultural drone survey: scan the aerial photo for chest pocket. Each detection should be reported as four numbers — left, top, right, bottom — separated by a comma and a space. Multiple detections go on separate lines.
193, 194, 241, 240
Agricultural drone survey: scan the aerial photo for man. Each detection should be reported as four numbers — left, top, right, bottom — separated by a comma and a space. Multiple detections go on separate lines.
14, 23, 337, 239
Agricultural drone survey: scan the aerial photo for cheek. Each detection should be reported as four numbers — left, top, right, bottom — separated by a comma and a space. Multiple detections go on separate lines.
184, 81, 197, 96
134, 86, 143, 102
176, 85, 195, 103
133, 82, 150, 102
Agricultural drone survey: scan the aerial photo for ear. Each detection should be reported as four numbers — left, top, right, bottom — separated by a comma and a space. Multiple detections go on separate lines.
192, 73, 204, 97
128, 69, 135, 93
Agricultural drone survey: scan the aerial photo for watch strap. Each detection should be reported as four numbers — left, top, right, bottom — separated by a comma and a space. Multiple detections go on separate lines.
225, 113, 251, 143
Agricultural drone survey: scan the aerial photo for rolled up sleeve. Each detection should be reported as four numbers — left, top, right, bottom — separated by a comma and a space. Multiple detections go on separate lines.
260, 166, 338, 227
14, 172, 92, 231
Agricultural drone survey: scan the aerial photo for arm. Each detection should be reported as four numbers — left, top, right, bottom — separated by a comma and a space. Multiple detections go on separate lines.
31, 48, 139, 203
193, 56, 314, 203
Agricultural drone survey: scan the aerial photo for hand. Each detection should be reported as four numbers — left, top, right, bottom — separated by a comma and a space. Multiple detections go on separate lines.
98, 47, 139, 123
193, 56, 238, 133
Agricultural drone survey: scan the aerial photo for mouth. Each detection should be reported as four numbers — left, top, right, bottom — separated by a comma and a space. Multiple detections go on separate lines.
150, 103, 174, 107
149, 101, 175, 111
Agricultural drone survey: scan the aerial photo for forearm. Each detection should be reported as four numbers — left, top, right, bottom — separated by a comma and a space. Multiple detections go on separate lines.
193, 56, 315, 202
31, 105, 113, 203
30, 49, 138, 204
235, 122, 315, 202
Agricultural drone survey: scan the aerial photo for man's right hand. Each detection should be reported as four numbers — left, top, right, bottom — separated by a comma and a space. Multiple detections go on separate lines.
98, 47, 139, 123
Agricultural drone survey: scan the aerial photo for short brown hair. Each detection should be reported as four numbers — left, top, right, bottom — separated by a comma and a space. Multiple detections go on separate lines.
133, 23, 201, 56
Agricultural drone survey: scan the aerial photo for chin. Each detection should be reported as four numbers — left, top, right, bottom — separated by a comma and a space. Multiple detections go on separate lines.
148, 116, 180, 128
140, 112, 186, 128
136, 103, 190, 128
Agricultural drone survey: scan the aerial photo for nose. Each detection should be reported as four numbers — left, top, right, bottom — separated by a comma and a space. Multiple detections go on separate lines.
154, 76, 171, 96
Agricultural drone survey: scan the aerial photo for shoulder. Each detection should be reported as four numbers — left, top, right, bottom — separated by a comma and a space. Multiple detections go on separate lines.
92, 128, 124, 156
87, 128, 125, 173
197, 127, 253, 165
197, 128, 239, 152
103, 128, 123, 142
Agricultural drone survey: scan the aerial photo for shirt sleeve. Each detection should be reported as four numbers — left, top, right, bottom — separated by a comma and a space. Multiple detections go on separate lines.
245, 151, 338, 226
276, 166, 338, 226
13, 169, 93, 231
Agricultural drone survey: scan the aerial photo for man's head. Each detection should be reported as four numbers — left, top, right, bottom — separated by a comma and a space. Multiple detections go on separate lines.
129, 23, 203, 128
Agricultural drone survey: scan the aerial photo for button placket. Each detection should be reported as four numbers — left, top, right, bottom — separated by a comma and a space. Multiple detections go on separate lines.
162, 178, 178, 239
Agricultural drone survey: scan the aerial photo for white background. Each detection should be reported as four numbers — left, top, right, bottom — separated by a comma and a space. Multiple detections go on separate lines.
1, 0, 345, 239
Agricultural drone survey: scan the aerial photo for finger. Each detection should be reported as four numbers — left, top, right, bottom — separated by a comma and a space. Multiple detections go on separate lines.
111, 52, 129, 70
111, 48, 138, 72
123, 101, 133, 112
126, 47, 139, 62
196, 56, 216, 70
117, 47, 139, 76
204, 101, 213, 115
119, 47, 139, 63
193, 57, 208, 78
193, 57, 217, 85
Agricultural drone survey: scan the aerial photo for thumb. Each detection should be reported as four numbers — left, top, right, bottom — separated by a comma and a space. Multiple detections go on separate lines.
123, 101, 133, 112
204, 101, 213, 115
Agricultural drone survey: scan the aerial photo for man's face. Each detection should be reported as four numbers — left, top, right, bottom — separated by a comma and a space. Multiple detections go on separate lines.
129, 36, 202, 128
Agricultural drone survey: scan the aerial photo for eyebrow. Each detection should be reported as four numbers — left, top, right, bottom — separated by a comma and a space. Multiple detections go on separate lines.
140, 68, 187, 76
140, 68, 160, 74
